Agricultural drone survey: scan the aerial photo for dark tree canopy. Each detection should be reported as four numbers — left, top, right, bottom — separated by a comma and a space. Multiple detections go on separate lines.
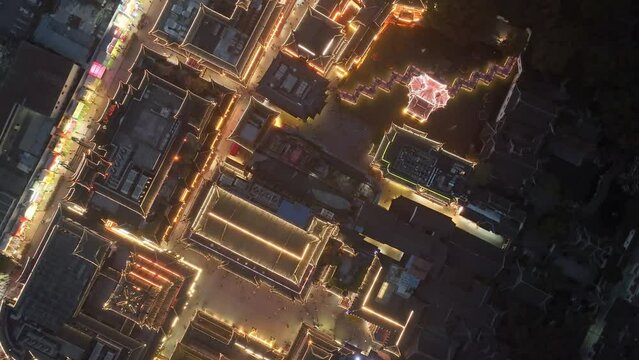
424, 0, 500, 45
425, 0, 639, 147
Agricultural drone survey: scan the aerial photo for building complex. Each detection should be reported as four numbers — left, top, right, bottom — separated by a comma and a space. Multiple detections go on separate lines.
373, 124, 475, 205
0, 1, 608, 360
0, 207, 197, 360
152, 0, 283, 83
190, 183, 337, 299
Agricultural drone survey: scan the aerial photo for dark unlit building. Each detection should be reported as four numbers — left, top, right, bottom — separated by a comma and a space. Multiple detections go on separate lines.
257, 52, 329, 121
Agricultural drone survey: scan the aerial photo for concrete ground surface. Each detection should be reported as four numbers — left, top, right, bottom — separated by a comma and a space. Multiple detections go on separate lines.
160, 246, 373, 358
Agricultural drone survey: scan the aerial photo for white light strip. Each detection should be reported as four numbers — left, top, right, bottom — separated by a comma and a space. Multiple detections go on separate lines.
208, 212, 307, 260
298, 44, 317, 57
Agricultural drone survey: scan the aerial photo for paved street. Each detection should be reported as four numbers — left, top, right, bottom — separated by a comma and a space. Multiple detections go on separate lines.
161, 245, 373, 358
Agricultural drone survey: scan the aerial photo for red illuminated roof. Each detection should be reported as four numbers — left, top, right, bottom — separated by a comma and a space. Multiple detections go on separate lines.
406, 73, 450, 122
408, 74, 450, 108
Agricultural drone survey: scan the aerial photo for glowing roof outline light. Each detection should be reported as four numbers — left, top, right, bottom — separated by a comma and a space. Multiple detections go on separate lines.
135, 254, 183, 278
105, 223, 163, 252
408, 74, 450, 107
190, 234, 314, 292
373, 125, 475, 204
190, 186, 331, 291
132, 263, 172, 283
395, 310, 415, 346
207, 212, 308, 260
177, 256, 202, 296
66, 203, 87, 216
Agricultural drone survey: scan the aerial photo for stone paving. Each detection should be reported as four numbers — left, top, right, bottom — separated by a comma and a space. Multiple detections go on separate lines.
161, 247, 373, 357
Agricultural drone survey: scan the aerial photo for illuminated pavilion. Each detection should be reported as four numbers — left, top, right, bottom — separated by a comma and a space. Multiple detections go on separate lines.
105, 253, 187, 330
405, 73, 451, 122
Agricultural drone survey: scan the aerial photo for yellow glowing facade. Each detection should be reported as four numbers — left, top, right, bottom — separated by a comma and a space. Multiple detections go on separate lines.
353, 257, 415, 352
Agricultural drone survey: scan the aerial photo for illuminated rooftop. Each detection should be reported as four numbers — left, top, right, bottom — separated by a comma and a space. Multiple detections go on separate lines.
284, 8, 345, 73
286, 323, 352, 360
10, 216, 110, 333
405, 73, 451, 122
373, 124, 474, 204
313, 0, 342, 18
350, 256, 416, 356
173, 310, 285, 360
89, 71, 216, 219
190, 186, 336, 296
172, 311, 236, 360
65, 46, 234, 241
256, 52, 329, 120
105, 253, 186, 330
217, 170, 314, 229
0, 207, 197, 360
357, 196, 506, 275
334, 0, 393, 69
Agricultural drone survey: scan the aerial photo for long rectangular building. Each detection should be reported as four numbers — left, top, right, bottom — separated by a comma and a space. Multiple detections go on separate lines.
190, 185, 337, 299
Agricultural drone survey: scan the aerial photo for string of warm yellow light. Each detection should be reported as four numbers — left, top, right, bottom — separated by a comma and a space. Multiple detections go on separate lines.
207, 212, 308, 260
129, 270, 163, 288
